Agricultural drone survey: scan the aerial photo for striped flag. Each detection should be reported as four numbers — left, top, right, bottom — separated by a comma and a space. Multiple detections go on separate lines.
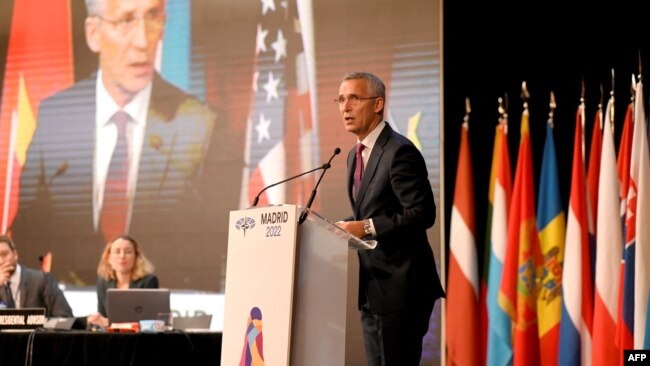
239, 0, 318, 208
587, 106, 602, 239
486, 119, 513, 366
629, 78, 650, 349
592, 94, 621, 366
536, 120, 565, 366
615, 100, 634, 360
499, 107, 542, 366
558, 103, 593, 366
481, 128, 497, 366
446, 121, 479, 366
0, 0, 74, 234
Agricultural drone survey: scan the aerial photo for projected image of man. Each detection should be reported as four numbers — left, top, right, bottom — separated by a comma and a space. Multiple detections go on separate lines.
10, 0, 238, 291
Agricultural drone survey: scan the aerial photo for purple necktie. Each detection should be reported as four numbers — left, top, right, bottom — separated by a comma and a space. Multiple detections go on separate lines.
354, 143, 365, 197
101, 110, 130, 241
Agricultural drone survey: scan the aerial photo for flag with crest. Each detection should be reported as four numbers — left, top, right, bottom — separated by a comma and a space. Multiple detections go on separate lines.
536, 119, 565, 366
499, 107, 542, 366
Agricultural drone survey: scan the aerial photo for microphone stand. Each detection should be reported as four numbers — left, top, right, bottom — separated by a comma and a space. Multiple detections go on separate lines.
251, 164, 328, 207
298, 148, 341, 224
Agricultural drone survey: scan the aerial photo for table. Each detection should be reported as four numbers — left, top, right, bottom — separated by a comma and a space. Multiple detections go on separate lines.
0, 330, 222, 365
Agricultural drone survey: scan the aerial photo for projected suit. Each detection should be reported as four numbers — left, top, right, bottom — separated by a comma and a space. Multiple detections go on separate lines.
10, 73, 241, 291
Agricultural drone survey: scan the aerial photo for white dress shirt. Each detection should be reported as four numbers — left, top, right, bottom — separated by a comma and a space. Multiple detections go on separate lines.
93, 70, 152, 231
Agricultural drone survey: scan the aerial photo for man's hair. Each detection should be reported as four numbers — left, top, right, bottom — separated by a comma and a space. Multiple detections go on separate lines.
341, 72, 385, 118
97, 234, 155, 281
0, 235, 16, 251
341, 72, 386, 100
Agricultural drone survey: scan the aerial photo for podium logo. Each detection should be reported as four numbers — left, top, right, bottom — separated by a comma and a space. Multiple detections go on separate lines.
235, 217, 256, 236
625, 350, 650, 365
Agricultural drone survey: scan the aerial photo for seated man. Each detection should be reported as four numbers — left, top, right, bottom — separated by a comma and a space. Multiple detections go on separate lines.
0, 235, 73, 318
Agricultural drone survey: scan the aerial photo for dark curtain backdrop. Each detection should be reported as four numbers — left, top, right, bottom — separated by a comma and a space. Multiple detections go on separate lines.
443, 1, 650, 279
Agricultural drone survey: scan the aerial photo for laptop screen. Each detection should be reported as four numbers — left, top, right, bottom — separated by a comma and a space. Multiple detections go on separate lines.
106, 289, 170, 324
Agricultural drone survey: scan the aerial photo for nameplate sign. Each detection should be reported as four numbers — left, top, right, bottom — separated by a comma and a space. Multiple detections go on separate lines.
0, 308, 46, 330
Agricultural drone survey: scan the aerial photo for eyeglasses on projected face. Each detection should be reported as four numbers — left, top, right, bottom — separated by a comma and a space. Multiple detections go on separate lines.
94, 9, 166, 36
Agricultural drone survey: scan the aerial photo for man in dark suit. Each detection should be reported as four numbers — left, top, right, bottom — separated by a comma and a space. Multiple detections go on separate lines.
336, 72, 445, 365
0, 235, 73, 317
9, 0, 241, 292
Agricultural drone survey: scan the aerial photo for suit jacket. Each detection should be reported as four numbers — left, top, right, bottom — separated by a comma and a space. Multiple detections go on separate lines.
346, 123, 445, 314
15, 266, 74, 318
96, 274, 159, 317
10, 74, 243, 291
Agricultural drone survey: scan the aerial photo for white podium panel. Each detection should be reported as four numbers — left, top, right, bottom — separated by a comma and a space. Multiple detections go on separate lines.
221, 205, 299, 365
222, 205, 371, 365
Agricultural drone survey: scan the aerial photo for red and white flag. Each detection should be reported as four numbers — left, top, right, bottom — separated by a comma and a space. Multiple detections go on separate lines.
592, 95, 620, 366
446, 121, 479, 366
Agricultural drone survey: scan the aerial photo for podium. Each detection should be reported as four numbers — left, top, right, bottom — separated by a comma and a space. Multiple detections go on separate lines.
221, 204, 375, 365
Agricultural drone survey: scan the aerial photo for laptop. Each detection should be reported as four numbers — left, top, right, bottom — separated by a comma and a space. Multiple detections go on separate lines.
106, 288, 170, 324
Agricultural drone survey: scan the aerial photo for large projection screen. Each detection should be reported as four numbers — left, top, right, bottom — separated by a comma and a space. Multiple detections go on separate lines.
0, 0, 442, 362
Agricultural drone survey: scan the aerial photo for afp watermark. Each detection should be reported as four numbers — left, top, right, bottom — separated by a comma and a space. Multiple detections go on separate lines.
625, 350, 650, 365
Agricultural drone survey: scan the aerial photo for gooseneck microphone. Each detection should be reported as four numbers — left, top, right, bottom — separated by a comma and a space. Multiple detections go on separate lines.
251, 163, 329, 207
298, 147, 341, 224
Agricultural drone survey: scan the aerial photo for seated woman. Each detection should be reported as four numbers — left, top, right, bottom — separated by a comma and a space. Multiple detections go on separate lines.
87, 235, 158, 327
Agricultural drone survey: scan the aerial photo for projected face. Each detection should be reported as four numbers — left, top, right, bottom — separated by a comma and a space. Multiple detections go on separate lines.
85, 0, 166, 106
338, 79, 384, 141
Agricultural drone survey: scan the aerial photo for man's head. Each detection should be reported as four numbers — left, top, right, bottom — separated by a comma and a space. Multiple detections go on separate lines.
84, 0, 166, 106
337, 72, 386, 141
0, 235, 18, 278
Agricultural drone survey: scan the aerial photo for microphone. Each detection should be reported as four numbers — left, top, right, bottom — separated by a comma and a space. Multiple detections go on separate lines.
39, 152, 68, 188
251, 163, 330, 207
298, 147, 341, 224
35, 256, 52, 317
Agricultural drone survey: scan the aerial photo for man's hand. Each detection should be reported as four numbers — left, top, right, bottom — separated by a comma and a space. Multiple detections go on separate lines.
0, 262, 15, 285
336, 220, 365, 239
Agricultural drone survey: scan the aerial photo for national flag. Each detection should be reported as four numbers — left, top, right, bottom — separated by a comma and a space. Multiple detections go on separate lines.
587, 106, 602, 239
558, 103, 593, 366
239, 0, 318, 208
0, 0, 74, 233
499, 107, 542, 366
615, 99, 634, 361
486, 118, 513, 366
586, 104, 602, 283
536, 120, 565, 366
481, 127, 498, 366
629, 78, 650, 349
446, 121, 479, 366
592, 94, 621, 366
